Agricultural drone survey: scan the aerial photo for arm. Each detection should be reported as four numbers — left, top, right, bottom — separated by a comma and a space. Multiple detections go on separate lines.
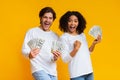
89, 35, 101, 52
70, 40, 81, 57
22, 31, 31, 58
22, 30, 40, 59
61, 40, 81, 63
59, 38, 73, 63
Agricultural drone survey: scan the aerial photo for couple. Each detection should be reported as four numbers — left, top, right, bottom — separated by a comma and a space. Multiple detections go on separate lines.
22, 7, 101, 80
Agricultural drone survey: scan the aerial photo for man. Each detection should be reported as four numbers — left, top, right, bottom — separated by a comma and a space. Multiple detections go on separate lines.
22, 7, 60, 80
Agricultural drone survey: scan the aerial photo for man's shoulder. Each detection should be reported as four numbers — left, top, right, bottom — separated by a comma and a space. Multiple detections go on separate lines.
27, 27, 38, 32
50, 31, 58, 36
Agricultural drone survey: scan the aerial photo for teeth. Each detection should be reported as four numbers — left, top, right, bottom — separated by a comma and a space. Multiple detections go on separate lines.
70, 27, 75, 28
45, 23, 50, 25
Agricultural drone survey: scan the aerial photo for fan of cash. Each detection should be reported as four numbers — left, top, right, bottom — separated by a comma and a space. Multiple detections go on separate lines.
27, 38, 45, 49
88, 25, 102, 39
51, 40, 64, 53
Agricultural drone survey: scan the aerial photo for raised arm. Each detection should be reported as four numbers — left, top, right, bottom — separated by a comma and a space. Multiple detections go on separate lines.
89, 35, 101, 52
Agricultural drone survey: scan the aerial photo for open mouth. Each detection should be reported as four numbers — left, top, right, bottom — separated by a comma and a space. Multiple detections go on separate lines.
70, 26, 76, 29
44, 22, 50, 25
43, 22, 51, 27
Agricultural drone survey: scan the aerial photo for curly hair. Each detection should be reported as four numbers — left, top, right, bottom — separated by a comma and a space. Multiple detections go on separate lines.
59, 11, 86, 34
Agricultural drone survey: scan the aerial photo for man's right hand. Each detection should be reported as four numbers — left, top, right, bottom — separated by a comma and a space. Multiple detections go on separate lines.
29, 48, 40, 59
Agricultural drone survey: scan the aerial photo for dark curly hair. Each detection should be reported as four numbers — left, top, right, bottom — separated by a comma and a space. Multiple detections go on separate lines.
59, 11, 86, 34
39, 7, 56, 21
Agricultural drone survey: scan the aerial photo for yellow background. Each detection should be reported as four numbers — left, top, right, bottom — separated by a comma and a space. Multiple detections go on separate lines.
0, 0, 120, 80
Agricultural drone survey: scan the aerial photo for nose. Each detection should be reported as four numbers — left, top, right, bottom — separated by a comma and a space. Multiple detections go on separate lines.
46, 18, 49, 21
71, 21, 75, 25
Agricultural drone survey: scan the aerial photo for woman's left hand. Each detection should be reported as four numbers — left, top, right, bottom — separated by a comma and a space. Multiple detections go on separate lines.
93, 35, 101, 45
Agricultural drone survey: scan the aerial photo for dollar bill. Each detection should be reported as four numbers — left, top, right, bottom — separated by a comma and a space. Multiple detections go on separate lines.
89, 25, 102, 39
27, 38, 45, 49
51, 40, 64, 53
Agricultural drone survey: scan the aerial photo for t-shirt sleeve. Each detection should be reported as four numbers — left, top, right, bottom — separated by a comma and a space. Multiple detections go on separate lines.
22, 30, 32, 58
59, 37, 73, 63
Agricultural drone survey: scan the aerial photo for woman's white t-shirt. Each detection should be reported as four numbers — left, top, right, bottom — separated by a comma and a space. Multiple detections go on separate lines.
60, 33, 93, 78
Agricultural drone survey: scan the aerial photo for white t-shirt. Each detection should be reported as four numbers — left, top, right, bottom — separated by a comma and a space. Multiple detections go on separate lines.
22, 27, 59, 76
60, 33, 93, 78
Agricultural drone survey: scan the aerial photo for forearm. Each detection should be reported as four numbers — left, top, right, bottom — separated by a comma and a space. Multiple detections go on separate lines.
22, 48, 30, 58
89, 42, 96, 52
22, 42, 31, 57
70, 48, 78, 57
89, 36, 101, 52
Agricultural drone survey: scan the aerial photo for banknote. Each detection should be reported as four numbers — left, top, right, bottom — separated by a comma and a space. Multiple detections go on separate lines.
89, 25, 102, 39
27, 38, 45, 49
51, 40, 64, 53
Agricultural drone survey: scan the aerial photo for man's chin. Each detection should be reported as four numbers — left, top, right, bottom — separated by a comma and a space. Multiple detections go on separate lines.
43, 28, 50, 31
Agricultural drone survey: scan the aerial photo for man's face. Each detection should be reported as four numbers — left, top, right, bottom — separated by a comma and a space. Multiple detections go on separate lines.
40, 12, 54, 31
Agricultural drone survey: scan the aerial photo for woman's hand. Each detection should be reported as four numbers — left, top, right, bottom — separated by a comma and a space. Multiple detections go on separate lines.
74, 40, 81, 51
89, 35, 101, 52
70, 40, 81, 57
93, 35, 101, 45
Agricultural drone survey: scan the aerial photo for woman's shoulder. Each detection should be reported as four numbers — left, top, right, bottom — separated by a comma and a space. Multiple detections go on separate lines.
60, 33, 69, 38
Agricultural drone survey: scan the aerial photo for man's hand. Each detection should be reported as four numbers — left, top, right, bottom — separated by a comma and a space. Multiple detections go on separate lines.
52, 50, 61, 61
29, 48, 40, 59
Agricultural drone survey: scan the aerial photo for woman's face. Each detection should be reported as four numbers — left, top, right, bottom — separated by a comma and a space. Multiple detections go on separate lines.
68, 15, 79, 34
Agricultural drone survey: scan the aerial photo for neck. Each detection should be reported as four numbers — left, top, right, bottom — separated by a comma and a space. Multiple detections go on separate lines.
68, 31, 78, 36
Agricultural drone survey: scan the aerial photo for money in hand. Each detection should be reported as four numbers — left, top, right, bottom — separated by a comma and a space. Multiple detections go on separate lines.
27, 38, 45, 49
88, 25, 102, 39
51, 40, 64, 53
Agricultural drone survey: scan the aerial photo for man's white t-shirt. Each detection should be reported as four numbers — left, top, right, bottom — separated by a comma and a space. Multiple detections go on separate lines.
22, 27, 58, 76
